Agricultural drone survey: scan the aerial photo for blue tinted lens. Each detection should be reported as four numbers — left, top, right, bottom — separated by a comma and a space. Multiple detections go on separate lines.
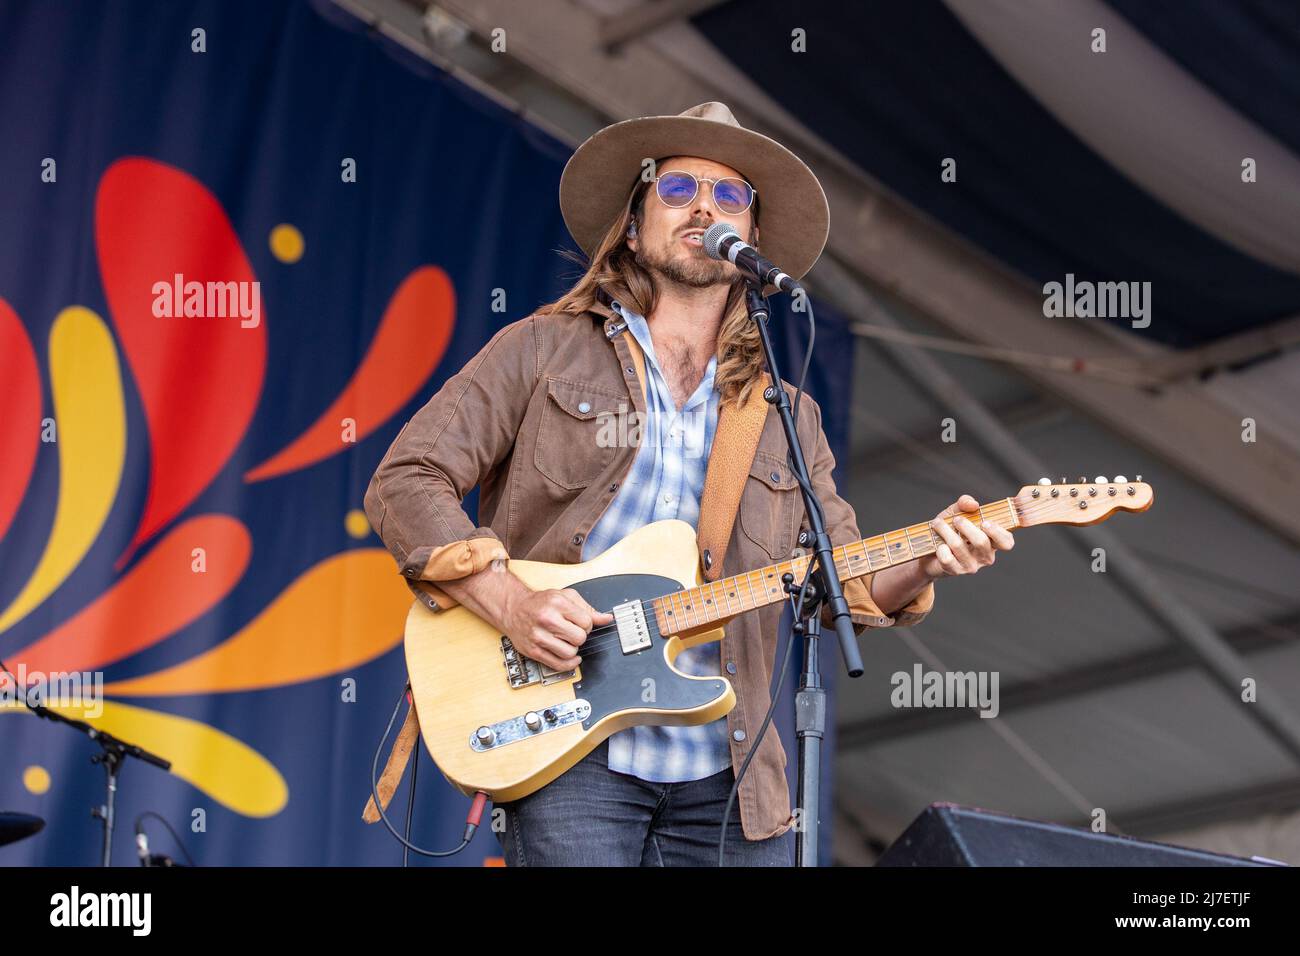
657, 172, 698, 206
714, 178, 752, 213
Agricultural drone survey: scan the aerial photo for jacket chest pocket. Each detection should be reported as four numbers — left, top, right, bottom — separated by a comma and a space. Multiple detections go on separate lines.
738, 450, 801, 559
534, 378, 625, 490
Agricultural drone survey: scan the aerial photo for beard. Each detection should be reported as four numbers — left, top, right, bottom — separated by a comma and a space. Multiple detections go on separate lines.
635, 234, 731, 289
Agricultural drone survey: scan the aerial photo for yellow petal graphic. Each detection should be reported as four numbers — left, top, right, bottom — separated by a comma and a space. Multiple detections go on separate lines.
103, 549, 410, 696
1, 699, 287, 817
0, 307, 126, 633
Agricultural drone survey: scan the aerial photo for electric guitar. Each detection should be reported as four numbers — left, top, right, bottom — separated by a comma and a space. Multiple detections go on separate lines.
404, 479, 1153, 801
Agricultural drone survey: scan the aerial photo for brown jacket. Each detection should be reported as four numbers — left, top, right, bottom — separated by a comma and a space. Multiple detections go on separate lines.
363, 297, 934, 840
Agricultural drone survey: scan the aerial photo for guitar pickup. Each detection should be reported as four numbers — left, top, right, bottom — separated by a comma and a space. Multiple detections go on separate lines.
612, 600, 652, 654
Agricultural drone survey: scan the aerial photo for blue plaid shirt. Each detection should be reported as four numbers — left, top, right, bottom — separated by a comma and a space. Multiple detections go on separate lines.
581, 301, 732, 783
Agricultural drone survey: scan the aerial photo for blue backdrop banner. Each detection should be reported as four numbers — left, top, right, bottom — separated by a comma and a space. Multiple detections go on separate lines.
0, 0, 853, 866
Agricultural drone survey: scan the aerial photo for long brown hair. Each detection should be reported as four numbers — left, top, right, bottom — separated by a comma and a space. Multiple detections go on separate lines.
540, 171, 765, 407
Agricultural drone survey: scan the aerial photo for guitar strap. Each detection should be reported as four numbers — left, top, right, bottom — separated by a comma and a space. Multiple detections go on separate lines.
618, 319, 771, 582
696, 372, 772, 580
622, 327, 649, 404
362, 687, 420, 824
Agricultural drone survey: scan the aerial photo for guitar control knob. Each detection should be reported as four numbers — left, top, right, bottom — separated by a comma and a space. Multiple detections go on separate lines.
476, 726, 495, 747
524, 711, 542, 732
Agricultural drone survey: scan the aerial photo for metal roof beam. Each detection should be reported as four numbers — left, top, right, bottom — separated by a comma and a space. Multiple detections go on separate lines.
810, 253, 1300, 765
1138, 313, 1300, 384
1115, 776, 1300, 838
595, 0, 731, 53
839, 611, 1300, 750
420, 0, 1300, 544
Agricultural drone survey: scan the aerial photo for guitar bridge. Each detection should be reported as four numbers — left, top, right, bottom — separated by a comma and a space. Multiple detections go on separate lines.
501, 635, 576, 688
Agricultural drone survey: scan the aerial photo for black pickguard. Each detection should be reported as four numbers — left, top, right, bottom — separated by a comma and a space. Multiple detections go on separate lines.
564, 573, 730, 730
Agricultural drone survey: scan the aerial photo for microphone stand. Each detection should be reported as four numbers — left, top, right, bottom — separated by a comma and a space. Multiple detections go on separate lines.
743, 280, 863, 868
24, 701, 171, 866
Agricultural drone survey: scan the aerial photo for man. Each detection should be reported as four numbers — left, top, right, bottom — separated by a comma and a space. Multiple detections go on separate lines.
364, 102, 1014, 866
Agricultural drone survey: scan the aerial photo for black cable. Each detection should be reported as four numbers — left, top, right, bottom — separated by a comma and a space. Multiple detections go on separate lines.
783, 296, 826, 528
134, 811, 196, 866
0, 658, 18, 691
403, 730, 420, 867
717, 569, 809, 866
369, 680, 475, 858
790, 294, 814, 428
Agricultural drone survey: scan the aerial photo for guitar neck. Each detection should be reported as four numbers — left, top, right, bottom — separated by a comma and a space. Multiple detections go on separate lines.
648, 498, 1019, 637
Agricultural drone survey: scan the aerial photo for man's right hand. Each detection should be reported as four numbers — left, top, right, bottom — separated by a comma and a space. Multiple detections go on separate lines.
500, 586, 615, 672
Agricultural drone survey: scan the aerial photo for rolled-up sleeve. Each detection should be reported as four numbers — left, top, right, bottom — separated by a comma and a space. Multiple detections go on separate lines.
363, 316, 539, 607
803, 397, 934, 633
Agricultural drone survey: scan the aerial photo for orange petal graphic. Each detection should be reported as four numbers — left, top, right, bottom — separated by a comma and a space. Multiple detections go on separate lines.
244, 267, 455, 482
10, 515, 250, 674
103, 549, 411, 696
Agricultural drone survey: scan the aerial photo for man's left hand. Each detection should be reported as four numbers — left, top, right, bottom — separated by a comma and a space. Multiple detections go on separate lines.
920, 494, 1015, 580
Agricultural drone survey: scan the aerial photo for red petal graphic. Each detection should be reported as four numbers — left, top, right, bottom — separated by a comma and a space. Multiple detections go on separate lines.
0, 298, 41, 543
244, 266, 455, 482
9, 514, 250, 675
95, 158, 266, 564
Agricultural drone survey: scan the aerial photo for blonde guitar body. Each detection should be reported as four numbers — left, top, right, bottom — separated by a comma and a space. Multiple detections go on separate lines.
404, 519, 733, 803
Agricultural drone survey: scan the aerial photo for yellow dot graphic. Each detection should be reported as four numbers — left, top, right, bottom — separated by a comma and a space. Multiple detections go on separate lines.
269, 223, 305, 263
23, 765, 50, 795
345, 509, 371, 539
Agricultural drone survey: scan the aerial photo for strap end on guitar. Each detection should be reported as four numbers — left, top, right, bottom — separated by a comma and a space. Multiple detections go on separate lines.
362, 690, 421, 824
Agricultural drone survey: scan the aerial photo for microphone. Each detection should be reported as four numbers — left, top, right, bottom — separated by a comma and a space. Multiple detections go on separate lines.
702, 223, 802, 293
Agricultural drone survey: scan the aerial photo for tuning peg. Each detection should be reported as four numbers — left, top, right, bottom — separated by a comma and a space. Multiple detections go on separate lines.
1113, 475, 1127, 483
1095, 476, 1108, 484
1060, 477, 1066, 484
1078, 476, 1087, 484
1136, 474, 1142, 481
1038, 477, 1052, 485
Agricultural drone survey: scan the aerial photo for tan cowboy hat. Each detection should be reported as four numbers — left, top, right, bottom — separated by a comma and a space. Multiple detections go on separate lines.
559, 101, 829, 285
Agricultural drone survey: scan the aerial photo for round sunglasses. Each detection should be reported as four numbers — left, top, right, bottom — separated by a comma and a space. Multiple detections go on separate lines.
650, 170, 756, 216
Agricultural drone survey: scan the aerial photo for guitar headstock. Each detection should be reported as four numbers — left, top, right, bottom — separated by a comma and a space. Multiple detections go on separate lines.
1013, 476, 1154, 527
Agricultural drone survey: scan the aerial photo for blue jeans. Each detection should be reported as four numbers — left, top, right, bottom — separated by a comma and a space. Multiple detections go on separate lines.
494, 738, 791, 866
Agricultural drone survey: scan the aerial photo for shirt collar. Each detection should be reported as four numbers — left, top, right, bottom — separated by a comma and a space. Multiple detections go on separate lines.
610, 300, 719, 410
